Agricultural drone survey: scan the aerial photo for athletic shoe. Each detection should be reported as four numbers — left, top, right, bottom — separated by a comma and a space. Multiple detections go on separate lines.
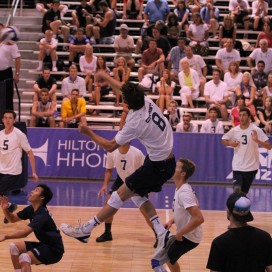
155, 230, 175, 255
152, 264, 168, 272
4, 203, 18, 224
60, 223, 90, 243
96, 232, 113, 243
52, 67, 58, 72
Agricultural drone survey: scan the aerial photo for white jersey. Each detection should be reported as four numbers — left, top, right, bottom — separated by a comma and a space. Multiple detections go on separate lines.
0, 43, 21, 71
0, 127, 31, 175
106, 146, 145, 182
115, 97, 173, 161
200, 119, 224, 134
173, 183, 203, 243
222, 123, 269, 171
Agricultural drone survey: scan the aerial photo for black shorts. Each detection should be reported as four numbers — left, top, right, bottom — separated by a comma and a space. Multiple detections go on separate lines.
233, 170, 258, 194
109, 174, 123, 194
0, 173, 23, 194
101, 86, 111, 96
25, 241, 63, 265
125, 155, 176, 197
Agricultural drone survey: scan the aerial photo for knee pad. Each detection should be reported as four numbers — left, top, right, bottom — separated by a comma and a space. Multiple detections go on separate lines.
131, 196, 148, 208
9, 243, 19, 255
107, 191, 124, 210
19, 253, 31, 264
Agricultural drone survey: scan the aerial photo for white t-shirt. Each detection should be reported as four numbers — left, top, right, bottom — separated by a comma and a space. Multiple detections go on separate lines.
229, 0, 250, 11
252, 0, 268, 17
204, 80, 229, 101
249, 48, 272, 74
61, 76, 86, 96
176, 122, 198, 133
180, 55, 206, 77
156, 81, 176, 90
188, 23, 209, 40
79, 55, 97, 73
40, 37, 58, 48
0, 127, 31, 175
114, 35, 135, 58
0, 43, 21, 71
215, 48, 241, 70
106, 145, 145, 182
224, 72, 243, 92
173, 183, 203, 243
115, 97, 173, 161
221, 123, 269, 171
200, 119, 224, 134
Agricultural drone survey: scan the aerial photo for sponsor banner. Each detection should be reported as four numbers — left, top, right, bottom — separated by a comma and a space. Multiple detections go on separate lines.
28, 129, 272, 184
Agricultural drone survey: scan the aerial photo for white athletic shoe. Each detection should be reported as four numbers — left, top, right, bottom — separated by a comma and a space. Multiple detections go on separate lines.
60, 223, 91, 243
152, 265, 168, 272
52, 67, 58, 72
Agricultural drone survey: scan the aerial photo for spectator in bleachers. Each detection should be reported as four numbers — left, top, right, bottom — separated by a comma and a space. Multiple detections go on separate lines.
138, 39, 165, 82
229, 0, 250, 35
256, 22, 272, 48
86, 0, 116, 45
89, 0, 111, 11
219, 15, 237, 48
167, 37, 186, 81
174, 0, 189, 36
30, 88, 56, 128
258, 97, 272, 134
248, 39, 272, 75
33, 67, 57, 102
156, 69, 176, 112
41, 0, 70, 44
188, 13, 209, 56
61, 64, 86, 100
79, 44, 97, 96
69, 28, 90, 67
251, 0, 270, 31
166, 13, 180, 47
113, 57, 131, 106
224, 61, 243, 107
231, 94, 246, 127
179, 59, 200, 108
176, 112, 198, 132
36, 0, 68, 17
151, 27, 172, 58
204, 69, 229, 121
59, 88, 87, 128
200, 0, 220, 39
252, 60, 267, 99
122, 0, 144, 20
191, 0, 207, 14
180, 46, 207, 96
164, 99, 183, 131
36, 30, 58, 72
200, 106, 224, 133
262, 72, 272, 104
114, 24, 135, 69
215, 39, 241, 75
72, 0, 94, 30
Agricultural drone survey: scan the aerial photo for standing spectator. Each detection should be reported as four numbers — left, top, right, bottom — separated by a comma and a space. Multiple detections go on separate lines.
143, 0, 170, 25
258, 97, 272, 134
114, 24, 135, 69
251, 0, 270, 30
204, 69, 229, 121
222, 107, 271, 193
123, 0, 144, 20
36, 29, 58, 72
30, 88, 56, 128
262, 72, 272, 103
176, 113, 198, 132
207, 192, 272, 272
252, 60, 267, 100
200, 107, 224, 133
256, 22, 272, 48
164, 100, 183, 131
230, 94, 247, 127
179, 59, 200, 108
72, 0, 94, 29
174, 0, 189, 35
215, 39, 241, 75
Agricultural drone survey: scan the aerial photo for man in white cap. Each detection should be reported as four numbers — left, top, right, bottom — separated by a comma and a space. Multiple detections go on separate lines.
207, 192, 272, 272
114, 23, 135, 69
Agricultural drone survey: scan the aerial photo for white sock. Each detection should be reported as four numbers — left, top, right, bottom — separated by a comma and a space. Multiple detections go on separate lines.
83, 216, 101, 233
8, 202, 11, 208
150, 215, 166, 236
52, 61, 57, 68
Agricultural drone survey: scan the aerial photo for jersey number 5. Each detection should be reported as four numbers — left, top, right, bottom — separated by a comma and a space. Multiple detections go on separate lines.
3, 140, 8, 150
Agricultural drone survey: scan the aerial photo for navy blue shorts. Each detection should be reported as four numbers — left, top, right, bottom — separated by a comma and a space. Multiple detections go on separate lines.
109, 174, 123, 194
233, 170, 258, 194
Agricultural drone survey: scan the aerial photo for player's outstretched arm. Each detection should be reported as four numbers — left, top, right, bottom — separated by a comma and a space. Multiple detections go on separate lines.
96, 71, 122, 94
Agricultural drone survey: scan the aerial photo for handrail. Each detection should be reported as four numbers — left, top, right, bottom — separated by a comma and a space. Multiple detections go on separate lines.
5, 0, 22, 26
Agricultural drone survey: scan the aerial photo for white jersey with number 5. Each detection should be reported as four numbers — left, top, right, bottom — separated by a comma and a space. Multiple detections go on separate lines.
106, 146, 145, 182
222, 123, 269, 171
115, 97, 173, 161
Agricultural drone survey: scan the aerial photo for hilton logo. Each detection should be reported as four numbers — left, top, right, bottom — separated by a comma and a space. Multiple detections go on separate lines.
32, 139, 49, 166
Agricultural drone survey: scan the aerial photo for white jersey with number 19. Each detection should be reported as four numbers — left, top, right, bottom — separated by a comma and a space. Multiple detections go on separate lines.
115, 97, 173, 161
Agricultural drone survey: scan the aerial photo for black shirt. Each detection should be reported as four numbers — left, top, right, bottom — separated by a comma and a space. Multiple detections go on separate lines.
35, 76, 56, 90
42, 9, 61, 32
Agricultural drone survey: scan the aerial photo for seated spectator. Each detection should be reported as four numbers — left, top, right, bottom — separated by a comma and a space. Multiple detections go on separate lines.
252, 60, 267, 101
167, 37, 186, 80
89, 0, 111, 12
79, 44, 97, 96
69, 28, 90, 66
156, 69, 176, 112
258, 97, 272, 134
61, 64, 86, 100
30, 88, 56, 127
224, 61, 243, 106
33, 67, 57, 102
166, 13, 180, 47
151, 27, 172, 58
72, 0, 94, 29
188, 13, 209, 56
36, 30, 58, 72
181, 46, 207, 96
123, 0, 144, 20
60, 88, 87, 128
36, 0, 68, 17
200, 0, 220, 38
251, 0, 270, 31
219, 14, 237, 48
200, 106, 224, 133
262, 72, 272, 104
179, 59, 200, 108
204, 69, 229, 121
41, 0, 70, 44
231, 94, 246, 127
174, 0, 189, 36
86, 0, 116, 45
191, 0, 207, 13
176, 112, 198, 132
112, 57, 131, 106
138, 39, 165, 82
114, 24, 135, 69
256, 22, 272, 48
164, 99, 183, 131
215, 39, 241, 75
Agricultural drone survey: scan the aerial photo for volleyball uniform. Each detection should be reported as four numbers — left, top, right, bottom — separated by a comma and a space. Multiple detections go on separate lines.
200, 119, 224, 134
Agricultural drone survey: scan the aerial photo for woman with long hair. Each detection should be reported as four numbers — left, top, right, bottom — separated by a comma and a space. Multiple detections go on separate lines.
262, 72, 272, 104
174, 1, 189, 36
256, 22, 272, 48
230, 95, 246, 127
258, 97, 272, 134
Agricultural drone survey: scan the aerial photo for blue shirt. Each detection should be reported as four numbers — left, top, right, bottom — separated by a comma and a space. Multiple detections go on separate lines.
70, 36, 90, 45
200, 6, 220, 24
144, 0, 170, 23
168, 46, 186, 72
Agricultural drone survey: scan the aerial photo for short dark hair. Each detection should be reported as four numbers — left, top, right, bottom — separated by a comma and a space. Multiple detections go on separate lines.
236, 94, 246, 102
3, 110, 16, 119
99, 0, 109, 7
71, 88, 80, 94
52, 0, 60, 5
212, 68, 221, 76
179, 158, 196, 180
257, 60, 265, 66
121, 82, 145, 110
37, 184, 53, 206
209, 106, 218, 113
239, 107, 251, 116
